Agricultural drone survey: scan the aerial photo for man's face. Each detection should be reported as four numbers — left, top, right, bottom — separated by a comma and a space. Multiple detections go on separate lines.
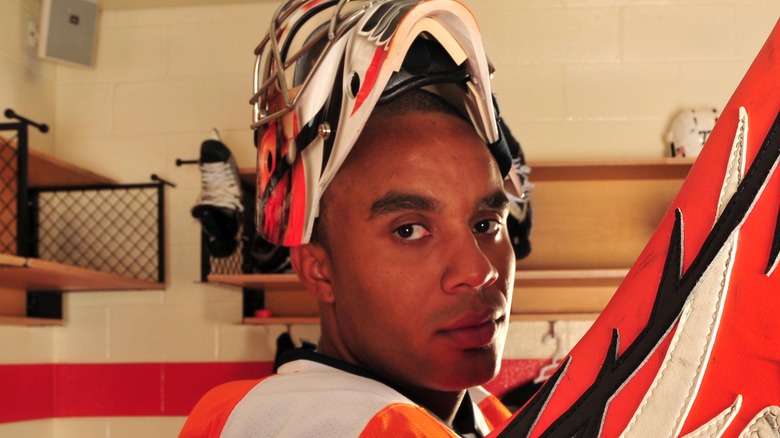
317, 111, 516, 392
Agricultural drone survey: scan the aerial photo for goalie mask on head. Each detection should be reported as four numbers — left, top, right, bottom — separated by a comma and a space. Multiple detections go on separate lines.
252, 0, 531, 251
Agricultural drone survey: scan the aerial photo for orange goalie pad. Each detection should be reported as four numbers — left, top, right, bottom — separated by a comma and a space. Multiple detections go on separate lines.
493, 19, 780, 438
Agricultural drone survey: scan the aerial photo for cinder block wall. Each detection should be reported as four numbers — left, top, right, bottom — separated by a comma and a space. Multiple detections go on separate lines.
1, 0, 778, 436
470, 1, 780, 160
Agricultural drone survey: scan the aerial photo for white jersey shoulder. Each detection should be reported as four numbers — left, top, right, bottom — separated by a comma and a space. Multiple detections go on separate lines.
220, 359, 416, 437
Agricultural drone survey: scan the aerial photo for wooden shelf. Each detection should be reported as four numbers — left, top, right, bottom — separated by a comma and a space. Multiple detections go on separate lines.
242, 313, 601, 326
226, 158, 693, 324
0, 253, 26, 268
2, 138, 117, 187
210, 272, 297, 289
529, 157, 695, 181
0, 140, 162, 326
517, 158, 695, 271
239, 158, 695, 186
239, 166, 256, 186
210, 269, 625, 322
518, 268, 626, 286
244, 316, 319, 325
0, 254, 164, 292
28, 148, 117, 187
2, 143, 157, 289
209, 269, 627, 290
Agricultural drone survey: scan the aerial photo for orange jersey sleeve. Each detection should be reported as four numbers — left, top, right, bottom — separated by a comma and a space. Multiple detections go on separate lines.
179, 378, 268, 438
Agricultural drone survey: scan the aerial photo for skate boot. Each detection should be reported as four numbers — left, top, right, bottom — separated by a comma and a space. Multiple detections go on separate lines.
191, 139, 243, 258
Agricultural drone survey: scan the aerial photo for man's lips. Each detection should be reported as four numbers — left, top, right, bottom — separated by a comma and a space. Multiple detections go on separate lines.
438, 311, 505, 349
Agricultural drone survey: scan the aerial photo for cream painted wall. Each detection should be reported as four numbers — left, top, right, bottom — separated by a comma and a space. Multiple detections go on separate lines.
0, 0, 57, 154
50, 2, 288, 364
1, 1, 779, 437
467, 0, 780, 160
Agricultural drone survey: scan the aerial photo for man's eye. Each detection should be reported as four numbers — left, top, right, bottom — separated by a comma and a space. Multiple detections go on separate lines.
473, 219, 501, 235
394, 224, 430, 240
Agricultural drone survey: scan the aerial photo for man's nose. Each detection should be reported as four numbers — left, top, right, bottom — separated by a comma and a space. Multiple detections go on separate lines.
440, 234, 499, 294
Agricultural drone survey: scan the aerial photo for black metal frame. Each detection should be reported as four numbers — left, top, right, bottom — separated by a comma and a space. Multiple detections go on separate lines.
0, 121, 30, 256
28, 182, 166, 283
27, 291, 63, 320
1, 110, 167, 320
0, 109, 49, 256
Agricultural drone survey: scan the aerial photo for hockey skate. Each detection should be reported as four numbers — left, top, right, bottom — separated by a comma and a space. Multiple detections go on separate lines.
191, 139, 243, 258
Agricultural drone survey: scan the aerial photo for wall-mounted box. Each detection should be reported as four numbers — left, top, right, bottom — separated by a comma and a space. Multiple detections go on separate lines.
38, 0, 99, 68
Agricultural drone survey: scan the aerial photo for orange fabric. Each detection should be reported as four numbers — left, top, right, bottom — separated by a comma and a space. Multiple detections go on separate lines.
359, 397, 511, 438
477, 394, 512, 431
493, 19, 780, 438
359, 403, 458, 438
178, 378, 269, 438
181, 373, 510, 437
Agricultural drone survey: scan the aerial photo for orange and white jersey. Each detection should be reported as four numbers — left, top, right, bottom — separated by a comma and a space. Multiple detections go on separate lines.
180, 352, 510, 437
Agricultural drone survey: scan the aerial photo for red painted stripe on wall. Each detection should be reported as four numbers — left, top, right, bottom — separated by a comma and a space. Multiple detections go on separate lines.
0, 359, 545, 424
55, 363, 164, 417
0, 362, 272, 423
0, 364, 54, 423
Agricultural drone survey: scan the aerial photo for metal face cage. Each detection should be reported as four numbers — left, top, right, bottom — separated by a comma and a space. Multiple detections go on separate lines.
250, 0, 375, 129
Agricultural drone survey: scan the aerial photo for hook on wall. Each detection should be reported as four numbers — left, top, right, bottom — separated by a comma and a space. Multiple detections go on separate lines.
4, 108, 49, 133
175, 127, 225, 167
175, 158, 199, 166
150, 173, 176, 188
534, 320, 566, 384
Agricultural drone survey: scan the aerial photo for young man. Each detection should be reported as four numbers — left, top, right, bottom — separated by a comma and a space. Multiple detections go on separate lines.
181, 0, 531, 436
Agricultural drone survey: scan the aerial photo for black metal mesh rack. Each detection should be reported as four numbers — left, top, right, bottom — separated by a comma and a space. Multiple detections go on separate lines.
29, 183, 165, 283
200, 184, 255, 280
0, 136, 19, 255
0, 113, 166, 285
1, 112, 167, 321
204, 224, 246, 278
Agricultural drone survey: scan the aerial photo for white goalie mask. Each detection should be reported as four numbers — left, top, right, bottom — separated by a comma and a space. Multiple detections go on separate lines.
251, 0, 528, 247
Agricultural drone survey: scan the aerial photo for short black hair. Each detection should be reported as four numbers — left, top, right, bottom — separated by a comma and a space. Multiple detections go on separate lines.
372, 88, 464, 119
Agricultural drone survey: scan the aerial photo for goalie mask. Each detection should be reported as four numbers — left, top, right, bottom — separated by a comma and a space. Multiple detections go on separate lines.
252, 0, 531, 248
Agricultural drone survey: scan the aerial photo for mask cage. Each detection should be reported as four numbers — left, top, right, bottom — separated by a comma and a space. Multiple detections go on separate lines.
251, 0, 374, 129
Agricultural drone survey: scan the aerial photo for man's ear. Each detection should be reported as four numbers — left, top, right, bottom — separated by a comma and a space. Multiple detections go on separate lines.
289, 244, 334, 304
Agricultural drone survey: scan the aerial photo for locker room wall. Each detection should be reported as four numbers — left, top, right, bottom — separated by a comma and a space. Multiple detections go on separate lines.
2, 0, 779, 436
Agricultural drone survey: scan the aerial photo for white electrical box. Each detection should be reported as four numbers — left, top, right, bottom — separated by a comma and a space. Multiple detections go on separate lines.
38, 0, 99, 68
